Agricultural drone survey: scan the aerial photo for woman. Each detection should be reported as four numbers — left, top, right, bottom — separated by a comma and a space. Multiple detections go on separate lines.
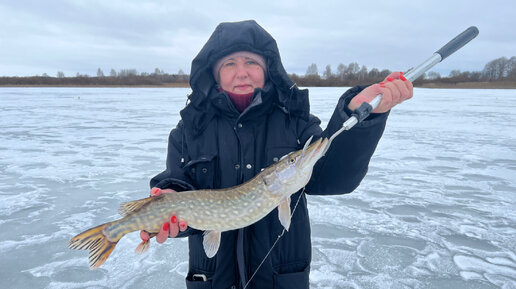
142, 20, 412, 289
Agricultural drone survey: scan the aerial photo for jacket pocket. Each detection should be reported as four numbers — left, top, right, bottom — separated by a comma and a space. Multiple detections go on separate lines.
273, 263, 310, 289
185, 278, 212, 289
184, 155, 217, 189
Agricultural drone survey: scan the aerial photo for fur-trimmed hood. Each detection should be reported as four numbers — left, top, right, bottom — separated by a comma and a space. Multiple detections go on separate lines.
183, 20, 309, 130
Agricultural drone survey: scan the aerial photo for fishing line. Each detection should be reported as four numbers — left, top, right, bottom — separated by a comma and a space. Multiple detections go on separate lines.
243, 186, 307, 289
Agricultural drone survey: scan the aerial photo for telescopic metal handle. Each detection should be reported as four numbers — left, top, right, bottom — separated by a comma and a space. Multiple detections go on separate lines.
332, 26, 479, 141
370, 26, 479, 110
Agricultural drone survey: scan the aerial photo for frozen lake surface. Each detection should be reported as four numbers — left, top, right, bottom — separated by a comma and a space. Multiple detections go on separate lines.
1, 87, 515, 289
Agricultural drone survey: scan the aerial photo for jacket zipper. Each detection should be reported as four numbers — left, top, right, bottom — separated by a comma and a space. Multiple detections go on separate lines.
233, 119, 248, 289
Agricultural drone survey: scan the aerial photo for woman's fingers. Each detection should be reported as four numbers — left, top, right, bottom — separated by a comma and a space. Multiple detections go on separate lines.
179, 220, 188, 232
140, 230, 150, 242
370, 71, 413, 113
168, 216, 188, 237
402, 74, 414, 100
150, 187, 176, 197
385, 77, 402, 104
150, 187, 161, 196
169, 215, 179, 238
154, 215, 183, 242
156, 222, 169, 243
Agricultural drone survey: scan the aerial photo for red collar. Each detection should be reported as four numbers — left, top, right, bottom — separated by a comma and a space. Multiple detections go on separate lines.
220, 89, 254, 113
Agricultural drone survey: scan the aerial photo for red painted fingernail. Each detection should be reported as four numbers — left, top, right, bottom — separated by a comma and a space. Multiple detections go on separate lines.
387, 77, 394, 82
179, 220, 187, 229
400, 74, 407, 81
171, 215, 177, 224
162, 222, 169, 231
380, 83, 386, 88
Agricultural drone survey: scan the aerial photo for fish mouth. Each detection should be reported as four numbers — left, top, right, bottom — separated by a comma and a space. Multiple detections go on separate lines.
312, 138, 329, 160
301, 137, 329, 168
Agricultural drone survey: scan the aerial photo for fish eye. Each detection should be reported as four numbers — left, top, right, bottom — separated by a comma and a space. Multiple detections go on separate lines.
289, 158, 295, 164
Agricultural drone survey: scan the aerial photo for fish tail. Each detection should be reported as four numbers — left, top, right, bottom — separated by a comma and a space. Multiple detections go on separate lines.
68, 222, 119, 269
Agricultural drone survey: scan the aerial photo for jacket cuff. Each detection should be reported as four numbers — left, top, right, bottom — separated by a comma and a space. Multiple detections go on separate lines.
153, 178, 197, 192
175, 227, 202, 238
338, 85, 389, 126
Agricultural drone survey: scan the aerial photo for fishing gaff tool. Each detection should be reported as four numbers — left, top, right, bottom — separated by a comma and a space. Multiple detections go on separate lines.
328, 26, 479, 145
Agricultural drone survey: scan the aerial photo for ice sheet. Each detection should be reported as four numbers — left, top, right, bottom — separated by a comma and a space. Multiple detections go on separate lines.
1, 87, 515, 288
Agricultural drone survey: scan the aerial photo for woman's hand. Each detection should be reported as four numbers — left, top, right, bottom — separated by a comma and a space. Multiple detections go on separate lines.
138, 187, 188, 245
348, 71, 413, 114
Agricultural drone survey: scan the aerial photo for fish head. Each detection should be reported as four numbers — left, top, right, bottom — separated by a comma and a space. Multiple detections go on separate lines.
272, 137, 329, 188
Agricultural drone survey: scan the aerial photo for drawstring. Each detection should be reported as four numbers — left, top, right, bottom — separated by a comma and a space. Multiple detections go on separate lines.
287, 83, 297, 124
181, 94, 191, 164
181, 125, 185, 164
286, 83, 301, 144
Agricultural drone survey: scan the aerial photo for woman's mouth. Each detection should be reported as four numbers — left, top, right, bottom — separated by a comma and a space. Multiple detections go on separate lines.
233, 84, 253, 92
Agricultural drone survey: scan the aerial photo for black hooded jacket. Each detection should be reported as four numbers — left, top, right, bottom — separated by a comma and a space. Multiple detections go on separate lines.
150, 20, 389, 289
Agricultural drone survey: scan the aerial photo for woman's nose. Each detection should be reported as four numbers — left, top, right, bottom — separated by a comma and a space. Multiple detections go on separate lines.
235, 64, 248, 77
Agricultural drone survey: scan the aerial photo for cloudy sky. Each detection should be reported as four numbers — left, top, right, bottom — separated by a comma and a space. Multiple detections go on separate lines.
1, 0, 514, 77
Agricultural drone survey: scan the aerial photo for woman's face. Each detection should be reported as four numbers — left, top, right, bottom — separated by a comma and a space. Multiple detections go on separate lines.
218, 56, 265, 94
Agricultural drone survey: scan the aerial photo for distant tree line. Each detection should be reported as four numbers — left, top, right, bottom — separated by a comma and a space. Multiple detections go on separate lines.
290, 56, 516, 86
0, 57, 514, 87
290, 62, 393, 87
0, 68, 188, 86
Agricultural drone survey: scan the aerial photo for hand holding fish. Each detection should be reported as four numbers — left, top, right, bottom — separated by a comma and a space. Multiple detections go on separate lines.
137, 188, 188, 248
348, 71, 413, 114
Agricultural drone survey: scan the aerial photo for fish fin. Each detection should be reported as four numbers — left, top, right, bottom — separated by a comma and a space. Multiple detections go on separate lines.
135, 232, 157, 254
135, 240, 150, 255
278, 197, 292, 231
119, 197, 155, 216
202, 230, 221, 258
68, 223, 119, 270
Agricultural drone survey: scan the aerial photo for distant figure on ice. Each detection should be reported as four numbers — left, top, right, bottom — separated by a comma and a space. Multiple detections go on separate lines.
142, 20, 412, 288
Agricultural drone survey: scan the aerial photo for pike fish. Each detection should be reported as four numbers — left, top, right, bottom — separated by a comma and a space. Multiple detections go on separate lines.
68, 136, 329, 269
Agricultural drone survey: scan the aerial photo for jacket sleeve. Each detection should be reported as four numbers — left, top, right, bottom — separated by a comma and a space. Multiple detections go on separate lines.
149, 120, 202, 237
304, 85, 389, 195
